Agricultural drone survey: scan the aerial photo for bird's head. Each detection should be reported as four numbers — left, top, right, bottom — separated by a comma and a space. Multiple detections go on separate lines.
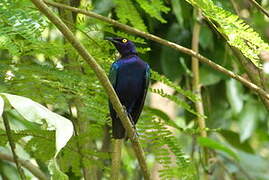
105, 37, 137, 57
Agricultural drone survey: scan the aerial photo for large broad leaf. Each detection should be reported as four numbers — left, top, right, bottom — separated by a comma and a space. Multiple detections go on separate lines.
200, 66, 223, 86
237, 151, 269, 179
198, 137, 239, 160
238, 100, 258, 142
0, 93, 73, 155
0, 93, 73, 180
226, 79, 244, 115
171, 0, 184, 27
220, 130, 254, 154
160, 23, 188, 81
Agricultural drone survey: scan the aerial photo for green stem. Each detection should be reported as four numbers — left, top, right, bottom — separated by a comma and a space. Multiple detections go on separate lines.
30, 0, 150, 179
191, 10, 210, 178
2, 112, 26, 180
111, 139, 123, 180
191, 11, 206, 138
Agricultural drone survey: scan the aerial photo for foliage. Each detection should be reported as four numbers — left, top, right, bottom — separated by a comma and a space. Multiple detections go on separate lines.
0, 0, 63, 58
0, 0, 269, 179
134, 0, 170, 23
114, 0, 147, 31
138, 113, 195, 179
185, 0, 269, 68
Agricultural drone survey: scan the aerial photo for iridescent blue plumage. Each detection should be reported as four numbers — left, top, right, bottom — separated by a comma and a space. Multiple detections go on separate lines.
106, 37, 150, 139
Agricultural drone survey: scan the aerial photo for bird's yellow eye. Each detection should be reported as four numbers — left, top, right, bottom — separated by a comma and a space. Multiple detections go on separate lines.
122, 39, 128, 43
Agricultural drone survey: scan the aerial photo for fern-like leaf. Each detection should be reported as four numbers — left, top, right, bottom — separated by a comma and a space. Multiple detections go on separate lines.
114, 0, 147, 31
151, 71, 199, 102
138, 113, 195, 179
134, 0, 170, 23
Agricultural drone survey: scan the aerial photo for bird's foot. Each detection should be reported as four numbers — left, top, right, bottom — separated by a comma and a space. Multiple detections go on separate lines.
122, 105, 128, 115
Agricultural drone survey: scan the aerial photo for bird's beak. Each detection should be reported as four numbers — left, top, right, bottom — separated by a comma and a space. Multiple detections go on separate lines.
105, 37, 117, 43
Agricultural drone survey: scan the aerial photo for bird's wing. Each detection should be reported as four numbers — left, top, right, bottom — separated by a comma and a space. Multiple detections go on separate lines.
108, 62, 119, 87
109, 62, 126, 139
131, 64, 150, 124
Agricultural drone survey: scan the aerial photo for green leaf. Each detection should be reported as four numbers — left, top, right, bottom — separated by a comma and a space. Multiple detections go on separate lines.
0, 93, 73, 156
171, 0, 184, 27
185, 0, 269, 68
198, 137, 239, 160
0, 96, 3, 116
49, 159, 68, 180
146, 107, 180, 129
200, 66, 222, 86
114, 0, 147, 31
199, 27, 214, 50
134, 0, 170, 23
238, 100, 258, 142
220, 130, 254, 153
150, 88, 205, 118
151, 71, 199, 102
226, 79, 244, 114
160, 23, 185, 81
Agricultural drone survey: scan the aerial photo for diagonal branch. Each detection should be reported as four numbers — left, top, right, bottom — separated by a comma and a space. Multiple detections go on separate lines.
2, 112, 26, 180
248, 0, 269, 18
30, 0, 150, 179
0, 152, 48, 180
43, 0, 269, 102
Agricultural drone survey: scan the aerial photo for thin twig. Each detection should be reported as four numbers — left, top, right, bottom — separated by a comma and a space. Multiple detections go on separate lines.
2, 112, 26, 180
0, 152, 48, 180
229, 0, 240, 15
111, 139, 123, 180
248, 0, 269, 18
43, 0, 269, 102
191, 11, 207, 139
30, 0, 150, 179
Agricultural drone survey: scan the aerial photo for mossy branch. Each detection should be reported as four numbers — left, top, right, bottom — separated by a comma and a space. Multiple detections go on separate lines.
43, 0, 269, 102
30, 0, 150, 179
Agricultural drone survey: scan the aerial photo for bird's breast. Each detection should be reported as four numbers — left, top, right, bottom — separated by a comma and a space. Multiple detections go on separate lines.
115, 60, 146, 104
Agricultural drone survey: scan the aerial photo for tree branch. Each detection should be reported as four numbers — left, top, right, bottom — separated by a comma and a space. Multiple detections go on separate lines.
0, 152, 48, 180
43, 0, 269, 102
111, 139, 123, 180
30, 0, 150, 179
248, 0, 269, 18
191, 10, 210, 178
192, 11, 206, 138
2, 112, 26, 180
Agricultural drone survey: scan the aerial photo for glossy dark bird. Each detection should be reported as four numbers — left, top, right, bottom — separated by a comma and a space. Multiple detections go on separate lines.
106, 37, 150, 139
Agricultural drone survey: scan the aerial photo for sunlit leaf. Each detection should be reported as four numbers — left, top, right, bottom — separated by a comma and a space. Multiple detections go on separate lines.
198, 137, 239, 160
